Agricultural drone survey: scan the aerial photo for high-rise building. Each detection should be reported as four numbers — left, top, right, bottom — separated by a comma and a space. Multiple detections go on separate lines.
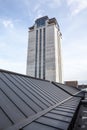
26, 16, 62, 83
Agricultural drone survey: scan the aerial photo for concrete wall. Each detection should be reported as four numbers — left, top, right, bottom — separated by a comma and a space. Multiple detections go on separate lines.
46, 24, 56, 81
26, 29, 36, 77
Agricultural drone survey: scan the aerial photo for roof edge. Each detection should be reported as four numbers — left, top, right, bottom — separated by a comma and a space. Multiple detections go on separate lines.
53, 81, 80, 91
52, 81, 83, 98
0, 69, 50, 82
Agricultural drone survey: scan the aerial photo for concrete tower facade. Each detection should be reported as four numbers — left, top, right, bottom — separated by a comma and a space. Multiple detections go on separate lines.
26, 16, 62, 83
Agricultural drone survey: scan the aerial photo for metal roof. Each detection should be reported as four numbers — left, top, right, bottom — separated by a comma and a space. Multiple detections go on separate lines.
52, 82, 80, 95
0, 70, 84, 130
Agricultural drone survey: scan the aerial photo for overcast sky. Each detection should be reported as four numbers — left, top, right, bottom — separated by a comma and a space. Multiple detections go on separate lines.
0, 0, 87, 84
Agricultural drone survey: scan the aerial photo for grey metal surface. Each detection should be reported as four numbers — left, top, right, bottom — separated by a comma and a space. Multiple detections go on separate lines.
0, 70, 83, 130
53, 82, 81, 95
73, 94, 87, 130
23, 97, 81, 130
23, 122, 58, 130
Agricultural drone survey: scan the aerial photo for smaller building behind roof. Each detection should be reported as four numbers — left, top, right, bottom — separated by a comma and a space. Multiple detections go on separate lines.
65, 81, 78, 88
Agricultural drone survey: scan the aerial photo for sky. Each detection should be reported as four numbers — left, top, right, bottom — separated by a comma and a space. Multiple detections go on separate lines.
0, 0, 87, 84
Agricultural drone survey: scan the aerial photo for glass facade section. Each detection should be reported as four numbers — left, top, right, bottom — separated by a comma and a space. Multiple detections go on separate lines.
35, 17, 48, 28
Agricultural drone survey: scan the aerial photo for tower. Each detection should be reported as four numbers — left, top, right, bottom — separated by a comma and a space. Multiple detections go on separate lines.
26, 16, 62, 83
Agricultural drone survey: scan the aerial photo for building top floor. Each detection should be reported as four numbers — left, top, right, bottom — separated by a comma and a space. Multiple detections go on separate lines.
29, 16, 60, 31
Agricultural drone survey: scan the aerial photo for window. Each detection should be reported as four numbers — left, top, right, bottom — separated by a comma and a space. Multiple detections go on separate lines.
35, 17, 47, 28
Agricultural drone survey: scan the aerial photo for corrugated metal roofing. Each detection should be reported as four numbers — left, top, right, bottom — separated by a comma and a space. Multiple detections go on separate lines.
0, 70, 84, 130
24, 97, 81, 130
52, 82, 79, 94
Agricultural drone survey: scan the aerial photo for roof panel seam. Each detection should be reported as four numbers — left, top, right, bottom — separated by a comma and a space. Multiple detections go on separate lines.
5, 92, 81, 130
0, 75, 37, 113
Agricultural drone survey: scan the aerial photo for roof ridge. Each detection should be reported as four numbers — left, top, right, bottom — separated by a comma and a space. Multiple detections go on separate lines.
52, 82, 82, 98
0, 69, 50, 82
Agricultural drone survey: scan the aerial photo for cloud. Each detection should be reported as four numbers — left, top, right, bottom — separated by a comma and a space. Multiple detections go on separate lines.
63, 58, 87, 81
40, 0, 61, 8
33, 4, 41, 12
0, 59, 26, 74
0, 42, 7, 49
2, 19, 14, 28
0, 19, 27, 74
67, 0, 87, 16
33, 0, 61, 20
63, 37, 87, 83
36, 9, 44, 18
33, 3, 45, 20
49, 0, 61, 8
